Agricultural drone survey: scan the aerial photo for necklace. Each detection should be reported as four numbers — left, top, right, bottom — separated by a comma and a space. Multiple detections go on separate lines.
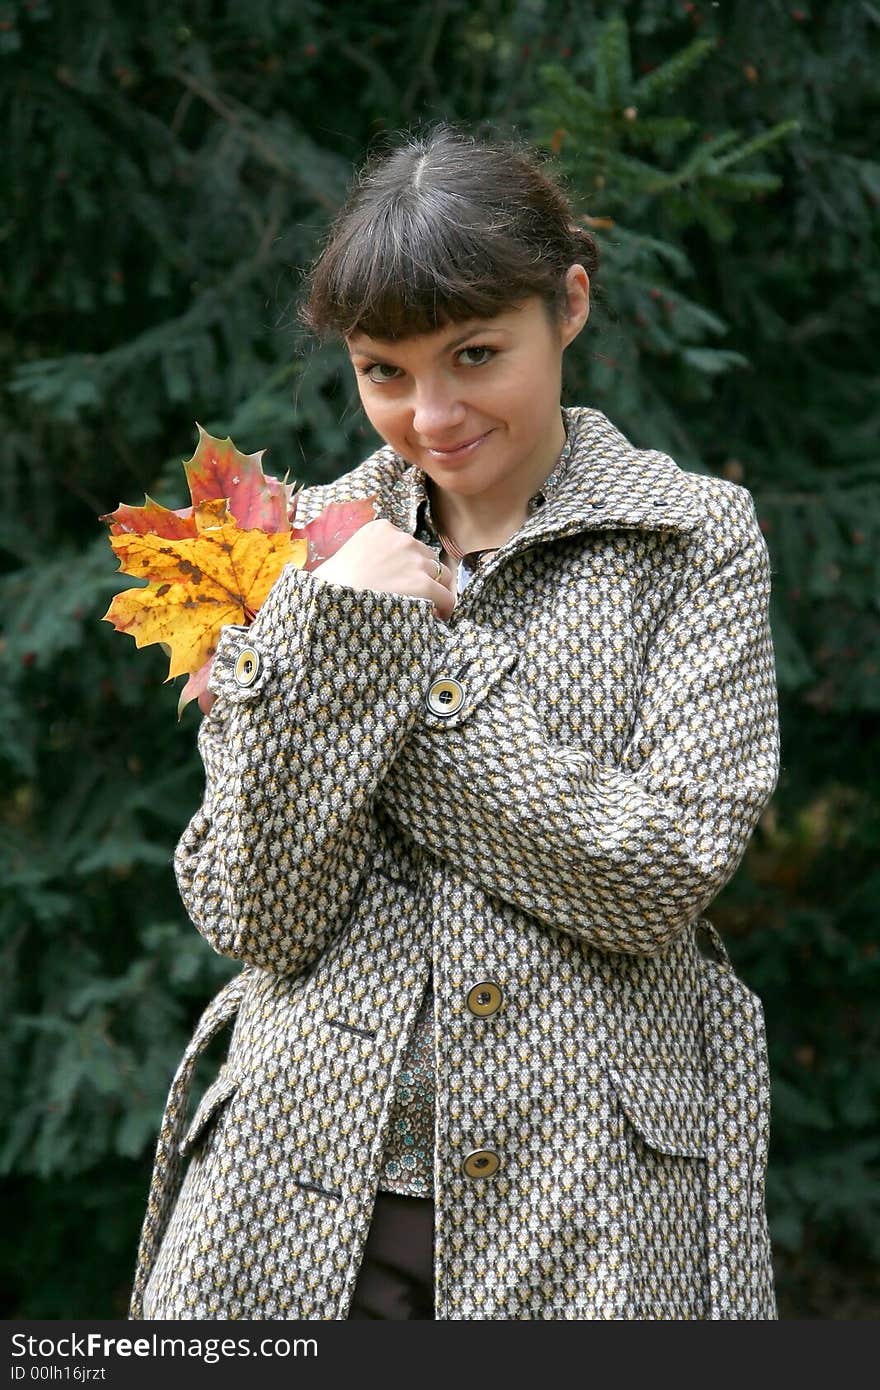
437, 525, 499, 598
430, 491, 503, 562
435, 526, 499, 563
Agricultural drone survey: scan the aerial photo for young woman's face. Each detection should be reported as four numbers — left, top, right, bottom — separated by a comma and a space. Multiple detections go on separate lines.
345, 267, 589, 504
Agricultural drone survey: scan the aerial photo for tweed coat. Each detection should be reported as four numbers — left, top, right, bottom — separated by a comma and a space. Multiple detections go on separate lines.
129, 405, 780, 1321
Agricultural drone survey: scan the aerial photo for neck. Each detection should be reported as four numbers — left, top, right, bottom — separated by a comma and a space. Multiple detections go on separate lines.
428, 410, 567, 552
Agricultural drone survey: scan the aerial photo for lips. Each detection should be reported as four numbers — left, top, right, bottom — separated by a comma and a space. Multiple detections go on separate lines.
422, 430, 493, 459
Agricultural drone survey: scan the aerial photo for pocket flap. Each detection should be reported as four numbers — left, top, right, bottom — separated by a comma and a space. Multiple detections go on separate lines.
179, 1067, 239, 1157
608, 1063, 708, 1158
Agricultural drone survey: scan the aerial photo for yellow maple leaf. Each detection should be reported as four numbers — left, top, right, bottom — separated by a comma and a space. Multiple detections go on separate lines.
103, 498, 307, 682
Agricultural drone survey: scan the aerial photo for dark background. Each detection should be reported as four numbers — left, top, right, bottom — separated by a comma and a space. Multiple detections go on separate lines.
1, 0, 878, 1318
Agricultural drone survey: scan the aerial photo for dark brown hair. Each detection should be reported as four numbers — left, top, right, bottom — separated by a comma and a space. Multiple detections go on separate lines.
301, 125, 599, 341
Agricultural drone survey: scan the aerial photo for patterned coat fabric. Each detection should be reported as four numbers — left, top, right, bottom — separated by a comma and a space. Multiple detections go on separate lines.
129, 406, 780, 1321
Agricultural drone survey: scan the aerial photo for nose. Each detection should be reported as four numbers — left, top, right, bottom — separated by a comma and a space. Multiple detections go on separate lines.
411, 377, 467, 439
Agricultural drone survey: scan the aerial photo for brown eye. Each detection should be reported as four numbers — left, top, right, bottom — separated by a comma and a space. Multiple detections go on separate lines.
457, 346, 495, 367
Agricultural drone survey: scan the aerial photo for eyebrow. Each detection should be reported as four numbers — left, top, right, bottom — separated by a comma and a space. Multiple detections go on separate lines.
347, 324, 506, 357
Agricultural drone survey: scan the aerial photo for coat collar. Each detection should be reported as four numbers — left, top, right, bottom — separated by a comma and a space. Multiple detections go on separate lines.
385, 406, 705, 546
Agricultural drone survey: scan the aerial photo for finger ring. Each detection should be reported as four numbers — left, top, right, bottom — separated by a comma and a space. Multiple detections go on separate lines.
433, 556, 442, 580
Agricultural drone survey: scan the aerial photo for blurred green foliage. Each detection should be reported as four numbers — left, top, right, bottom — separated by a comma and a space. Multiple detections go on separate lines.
1, 0, 878, 1318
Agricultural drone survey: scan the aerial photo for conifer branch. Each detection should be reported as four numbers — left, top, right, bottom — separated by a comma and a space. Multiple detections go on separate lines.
172, 68, 336, 210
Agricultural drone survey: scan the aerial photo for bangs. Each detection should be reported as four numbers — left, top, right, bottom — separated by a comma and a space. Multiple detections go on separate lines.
314, 195, 540, 340
301, 126, 598, 343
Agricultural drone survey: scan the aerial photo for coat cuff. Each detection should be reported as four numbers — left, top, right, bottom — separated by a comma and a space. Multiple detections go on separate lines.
207, 564, 317, 703
207, 569, 522, 743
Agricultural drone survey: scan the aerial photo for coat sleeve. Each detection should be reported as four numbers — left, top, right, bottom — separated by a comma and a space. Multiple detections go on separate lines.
378, 483, 781, 956
173, 562, 440, 976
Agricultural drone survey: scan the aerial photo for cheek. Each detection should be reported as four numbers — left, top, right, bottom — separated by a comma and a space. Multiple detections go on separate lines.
496, 361, 559, 419
357, 389, 400, 437
360, 397, 417, 458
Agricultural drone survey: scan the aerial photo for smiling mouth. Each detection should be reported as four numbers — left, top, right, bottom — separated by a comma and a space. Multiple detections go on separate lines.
423, 431, 493, 458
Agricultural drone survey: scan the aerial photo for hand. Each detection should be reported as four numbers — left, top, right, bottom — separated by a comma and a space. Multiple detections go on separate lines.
312, 518, 456, 622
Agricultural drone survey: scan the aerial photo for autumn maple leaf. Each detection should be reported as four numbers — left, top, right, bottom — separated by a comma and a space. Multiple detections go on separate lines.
102, 427, 376, 715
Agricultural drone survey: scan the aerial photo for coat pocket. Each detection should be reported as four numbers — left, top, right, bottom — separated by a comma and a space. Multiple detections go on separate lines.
178, 1066, 240, 1159
607, 1062, 708, 1158
608, 1061, 711, 1317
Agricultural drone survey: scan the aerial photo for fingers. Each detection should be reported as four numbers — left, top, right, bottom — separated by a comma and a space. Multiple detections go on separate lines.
426, 552, 450, 584
429, 569, 456, 622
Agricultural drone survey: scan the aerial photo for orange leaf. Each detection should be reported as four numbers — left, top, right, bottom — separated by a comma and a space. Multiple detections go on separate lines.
183, 424, 295, 532
102, 495, 198, 539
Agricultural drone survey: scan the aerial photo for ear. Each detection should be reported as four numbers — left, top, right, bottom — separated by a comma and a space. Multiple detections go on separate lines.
559, 264, 590, 348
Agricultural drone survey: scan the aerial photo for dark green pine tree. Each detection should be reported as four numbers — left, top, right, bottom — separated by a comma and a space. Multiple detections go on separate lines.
1, 0, 877, 1316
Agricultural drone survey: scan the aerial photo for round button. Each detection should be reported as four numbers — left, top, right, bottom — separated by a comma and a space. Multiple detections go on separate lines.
426, 677, 465, 717
234, 646, 261, 687
466, 981, 503, 1017
463, 1149, 501, 1180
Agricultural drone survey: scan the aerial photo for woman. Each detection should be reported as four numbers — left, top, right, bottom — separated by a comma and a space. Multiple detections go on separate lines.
129, 126, 780, 1321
